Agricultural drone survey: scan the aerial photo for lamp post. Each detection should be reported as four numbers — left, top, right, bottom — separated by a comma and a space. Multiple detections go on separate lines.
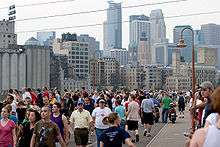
177, 27, 196, 133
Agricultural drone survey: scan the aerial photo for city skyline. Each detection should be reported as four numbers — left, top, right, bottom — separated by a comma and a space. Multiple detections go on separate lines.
0, 0, 220, 49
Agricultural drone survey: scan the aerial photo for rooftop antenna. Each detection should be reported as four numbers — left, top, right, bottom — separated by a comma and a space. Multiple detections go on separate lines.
8, 4, 16, 21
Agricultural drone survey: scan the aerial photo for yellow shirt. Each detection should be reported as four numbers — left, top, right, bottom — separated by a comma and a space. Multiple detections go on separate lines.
70, 109, 92, 129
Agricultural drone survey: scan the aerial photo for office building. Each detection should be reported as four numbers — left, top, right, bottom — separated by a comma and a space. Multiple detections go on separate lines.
201, 23, 220, 45
110, 48, 128, 66
129, 15, 150, 65
77, 34, 100, 59
150, 9, 166, 44
197, 46, 218, 66
103, 1, 122, 50
152, 41, 169, 65
137, 36, 151, 66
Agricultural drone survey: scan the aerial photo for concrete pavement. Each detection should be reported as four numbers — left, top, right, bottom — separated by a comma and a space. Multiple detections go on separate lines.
147, 112, 191, 147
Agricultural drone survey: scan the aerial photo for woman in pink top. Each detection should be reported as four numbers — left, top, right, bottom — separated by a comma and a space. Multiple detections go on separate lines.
0, 106, 16, 147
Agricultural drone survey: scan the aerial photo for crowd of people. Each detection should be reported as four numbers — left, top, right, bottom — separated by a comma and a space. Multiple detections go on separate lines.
0, 81, 219, 147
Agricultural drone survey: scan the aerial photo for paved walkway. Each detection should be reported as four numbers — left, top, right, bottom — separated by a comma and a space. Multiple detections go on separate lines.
147, 111, 191, 147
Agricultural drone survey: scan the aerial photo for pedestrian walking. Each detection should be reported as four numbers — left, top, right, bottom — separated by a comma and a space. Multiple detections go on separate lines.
30, 106, 66, 147
51, 102, 69, 146
0, 105, 17, 147
141, 95, 155, 137
161, 92, 173, 123
178, 92, 185, 118
70, 100, 93, 147
115, 100, 126, 130
17, 109, 41, 147
126, 93, 140, 143
92, 99, 112, 147
100, 112, 135, 147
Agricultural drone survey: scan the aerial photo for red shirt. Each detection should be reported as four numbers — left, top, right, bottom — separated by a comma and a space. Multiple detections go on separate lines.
0, 120, 16, 146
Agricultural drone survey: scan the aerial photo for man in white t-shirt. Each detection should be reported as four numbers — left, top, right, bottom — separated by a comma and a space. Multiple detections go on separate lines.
92, 99, 111, 147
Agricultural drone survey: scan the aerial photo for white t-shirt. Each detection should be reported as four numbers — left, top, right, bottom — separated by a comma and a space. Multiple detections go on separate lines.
206, 113, 218, 126
92, 107, 112, 129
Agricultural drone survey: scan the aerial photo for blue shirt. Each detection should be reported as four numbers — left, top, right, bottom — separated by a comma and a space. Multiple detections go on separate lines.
115, 105, 126, 121
99, 126, 130, 147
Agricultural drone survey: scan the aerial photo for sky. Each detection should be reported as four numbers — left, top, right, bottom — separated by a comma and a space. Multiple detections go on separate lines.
0, 0, 220, 49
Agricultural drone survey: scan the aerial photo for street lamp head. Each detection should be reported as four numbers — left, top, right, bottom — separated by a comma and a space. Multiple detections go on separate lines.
177, 38, 187, 48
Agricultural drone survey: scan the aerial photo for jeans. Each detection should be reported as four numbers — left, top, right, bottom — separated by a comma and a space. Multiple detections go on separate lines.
96, 128, 107, 147
162, 108, 169, 123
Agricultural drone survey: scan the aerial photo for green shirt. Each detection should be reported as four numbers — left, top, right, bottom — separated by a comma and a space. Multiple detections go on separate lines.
162, 97, 172, 109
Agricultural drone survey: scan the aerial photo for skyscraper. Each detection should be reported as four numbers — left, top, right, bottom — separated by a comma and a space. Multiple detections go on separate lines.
200, 23, 220, 45
150, 9, 166, 44
128, 15, 150, 65
173, 25, 193, 63
137, 34, 151, 66
103, 1, 122, 50
129, 15, 150, 45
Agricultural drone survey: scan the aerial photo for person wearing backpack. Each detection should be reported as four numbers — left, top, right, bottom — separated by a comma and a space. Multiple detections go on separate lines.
178, 92, 185, 118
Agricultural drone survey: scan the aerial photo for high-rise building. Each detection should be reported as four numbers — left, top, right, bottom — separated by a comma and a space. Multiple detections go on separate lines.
89, 57, 120, 87
37, 31, 56, 47
129, 15, 150, 65
150, 9, 166, 44
137, 36, 151, 66
77, 34, 100, 59
89, 59, 106, 88
110, 48, 128, 66
103, 57, 120, 86
0, 20, 17, 48
152, 41, 169, 65
128, 43, 138, 65
173, 25, 193, 63
53, 33, 89, 80
201, 23, 220, 45
197, 46, 218, 66
150, 9, 167, 63
103, 1, 122, 50
194, 30, 202, 45
63, 41, 89, 79
129, 15, 150, 46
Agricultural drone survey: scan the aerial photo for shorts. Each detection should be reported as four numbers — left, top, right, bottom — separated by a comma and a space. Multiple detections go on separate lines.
127, 120, 138, 131
178, 105, 185, 112
74, 128, 89, 145
143, 112, 154, 125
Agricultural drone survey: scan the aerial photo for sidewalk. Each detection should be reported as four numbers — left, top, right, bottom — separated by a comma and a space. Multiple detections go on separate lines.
147, 112, 190, 147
